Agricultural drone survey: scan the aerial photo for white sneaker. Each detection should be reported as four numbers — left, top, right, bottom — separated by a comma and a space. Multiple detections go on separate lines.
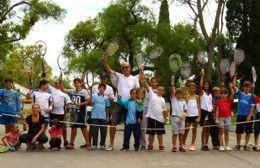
219, 146, 225, 151
106, 145, 113, 151
225, 146, 232, 151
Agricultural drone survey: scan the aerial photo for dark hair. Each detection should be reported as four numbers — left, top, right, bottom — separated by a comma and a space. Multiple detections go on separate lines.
243, 81, 251, 87
98, 83, 106, 90
4, 78, 13, 84
130, 89, 136, 94
150, 76, 158, 83
73, 78, 82, 84
39, 80, 49, 88
203, 80, 212, 93
51, 119, 62, 128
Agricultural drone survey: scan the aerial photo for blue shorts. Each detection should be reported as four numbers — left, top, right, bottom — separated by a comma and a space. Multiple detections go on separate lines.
0, 114, 17, 125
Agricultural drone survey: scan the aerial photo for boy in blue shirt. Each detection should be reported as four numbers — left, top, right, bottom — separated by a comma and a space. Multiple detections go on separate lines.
120, 89, 142, 151
0, 78, 21, 134
91, 84, 110, 150
232, 74, 255, 150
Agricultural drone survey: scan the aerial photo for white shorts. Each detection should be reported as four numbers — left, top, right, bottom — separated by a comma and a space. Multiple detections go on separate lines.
171, 116, 185, 135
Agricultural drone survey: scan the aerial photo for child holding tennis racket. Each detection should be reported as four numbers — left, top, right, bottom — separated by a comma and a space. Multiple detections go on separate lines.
170, 85, 187, 152
232, 74, 255, 151
199, 69, 214, 151
216, 86, 234, 151
139, 70, 167, 152
183, 82, 200, 151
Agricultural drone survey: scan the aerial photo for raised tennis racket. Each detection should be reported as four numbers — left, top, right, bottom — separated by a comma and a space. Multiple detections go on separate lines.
138, 47, 163, 69
229, 61, 236, 78
197, 51, 208, 65
252, 66, 257, 83
136, 53, 145, 70
169, 54, 182, 74
180, 63, 192, 79
57, 55, 69, 78
234, 49, 245, 65
96, 41, 119, 67
220, 58, 230, 75
35, 40, 47, 77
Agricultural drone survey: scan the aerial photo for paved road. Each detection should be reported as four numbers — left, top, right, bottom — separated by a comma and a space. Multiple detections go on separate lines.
0, 126, 259, 168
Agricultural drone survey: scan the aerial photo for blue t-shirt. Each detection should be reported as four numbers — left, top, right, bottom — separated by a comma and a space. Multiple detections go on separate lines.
91, 94, 110, 120
237, 90, 255, 116
121, 99, 141, 124
0, 89, 21, 115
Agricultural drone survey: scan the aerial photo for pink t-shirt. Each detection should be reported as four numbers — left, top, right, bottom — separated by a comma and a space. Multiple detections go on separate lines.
217, 99, 232, 118
6, 132, 19, 144
49, 128, 62, 137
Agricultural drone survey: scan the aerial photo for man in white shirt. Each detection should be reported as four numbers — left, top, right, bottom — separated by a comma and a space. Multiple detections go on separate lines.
102, 53, 140, 150
49, 80, 72, 147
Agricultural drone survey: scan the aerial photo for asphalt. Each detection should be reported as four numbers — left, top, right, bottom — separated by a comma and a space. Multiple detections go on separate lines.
0, 125, 259, 168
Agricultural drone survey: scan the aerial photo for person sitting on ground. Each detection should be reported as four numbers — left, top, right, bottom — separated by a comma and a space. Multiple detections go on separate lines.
19, 104, 48, 150
0, 125, 20, 152
49, 118, 63, 151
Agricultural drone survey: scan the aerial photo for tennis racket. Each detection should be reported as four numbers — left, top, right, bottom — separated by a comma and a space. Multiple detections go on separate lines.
96, 41, 119, 67
180, 63, 192, 79
229, 61, 236, 78
138, 47, 164, 69
82, 70, 94, 92
220, 58, 230, 75
35, 40, 47, 77
169, 54, 182, 74
57, 55, 69, 78
197, 51, 208, 65
252, 66, 257, 83
234, 49, 245, 65
136, 53, 145, 70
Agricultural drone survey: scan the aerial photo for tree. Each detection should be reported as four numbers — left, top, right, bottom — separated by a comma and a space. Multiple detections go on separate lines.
0, 0, 65, 60
1, 44, 52, 88
177, 0, 227, 82
226, 0, 260, 91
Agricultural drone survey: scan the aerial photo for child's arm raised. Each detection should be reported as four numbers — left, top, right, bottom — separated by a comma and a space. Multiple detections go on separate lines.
232, 73, 238, 93
199, 69, 205, 96
139, 69, 150, 92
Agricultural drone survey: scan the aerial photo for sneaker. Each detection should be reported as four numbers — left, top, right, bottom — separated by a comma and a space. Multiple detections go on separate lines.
37, 143, 45, 150
219, 146, 225, 151
204, 145, 210, 151
244, 145, 250, 151
106, 145, 114, 151
233, 145, 241, 151
134, 148, 139, 152
159, 145, 165, 152
80, 144, 88, 148
225, 146, 232, 151
147, 145, 153, 152
201, 145, 210, 151
9, 145, 15, 152
183, 144, 186, 150
63, 140, 69, 147
180, 146, 186, 152
171, 146, 177, 152
189, 144, 195, 151
140, 146, 146, 150
92, 146, 97, 150
120, 148, 128, 151
65, 143, 74, 150
100, 146, 106, 150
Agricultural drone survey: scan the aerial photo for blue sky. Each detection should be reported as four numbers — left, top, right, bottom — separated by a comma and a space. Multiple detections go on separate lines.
22, 0, 219, 76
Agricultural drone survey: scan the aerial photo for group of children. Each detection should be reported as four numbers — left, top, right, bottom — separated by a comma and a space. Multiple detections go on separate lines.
1, 68, 260, 153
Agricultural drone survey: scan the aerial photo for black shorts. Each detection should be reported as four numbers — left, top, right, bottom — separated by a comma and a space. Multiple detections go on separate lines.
111, 103, 127, 124
86, 111, 92, 124
200, 109, 214, 126
254, 113, 260, 134
236, 115, 253, 134
185, 116, 198, 123
70, 111, 87, 128
146, 118, 165, 135
49, 113, 65, 127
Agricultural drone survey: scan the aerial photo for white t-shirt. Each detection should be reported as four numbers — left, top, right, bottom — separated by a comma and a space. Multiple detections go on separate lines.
143, 87, 156, 113
200, 91, 213, 112
50, 87, 71, 115
186, 99, 199, 117
116, 72, 140, 99
32, 90, 53, 118
92, 84, 114, 101
171, 97, 187, 117
146, 91, 166, 123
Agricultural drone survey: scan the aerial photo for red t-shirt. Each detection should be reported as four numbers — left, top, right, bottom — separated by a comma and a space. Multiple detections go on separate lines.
49, 128, 62, 137
217, 99, 232, 118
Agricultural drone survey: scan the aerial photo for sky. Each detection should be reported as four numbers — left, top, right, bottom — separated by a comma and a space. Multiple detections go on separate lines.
21, 0, 221, 76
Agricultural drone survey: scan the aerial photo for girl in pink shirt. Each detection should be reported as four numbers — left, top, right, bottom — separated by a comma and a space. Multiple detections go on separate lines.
0, 125, 20, 151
